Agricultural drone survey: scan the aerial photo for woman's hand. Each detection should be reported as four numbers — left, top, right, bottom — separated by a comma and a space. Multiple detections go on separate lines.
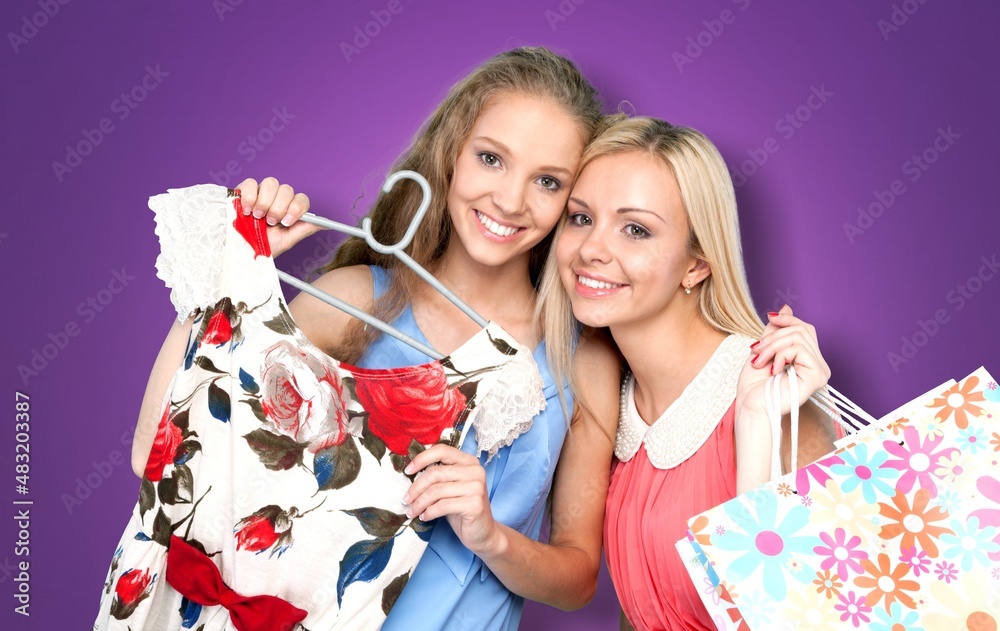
235, 177, 322, 257
402, 444, 500, 557
735, 304, 831, 417
733, 304, 836, 491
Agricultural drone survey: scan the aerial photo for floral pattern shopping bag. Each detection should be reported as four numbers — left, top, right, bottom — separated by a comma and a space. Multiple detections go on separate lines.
678, 367, 1000, 630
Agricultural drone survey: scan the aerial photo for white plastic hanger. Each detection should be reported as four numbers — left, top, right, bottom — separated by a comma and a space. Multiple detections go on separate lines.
274, 170, 487, 361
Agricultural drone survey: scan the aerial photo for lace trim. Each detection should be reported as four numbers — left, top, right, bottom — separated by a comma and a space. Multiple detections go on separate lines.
615, 334, 754, 470
150, 184, 230, 321
468, 341, 546, 462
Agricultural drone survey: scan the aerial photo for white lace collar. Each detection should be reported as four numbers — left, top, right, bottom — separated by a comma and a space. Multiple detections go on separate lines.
615, 333, 755, 469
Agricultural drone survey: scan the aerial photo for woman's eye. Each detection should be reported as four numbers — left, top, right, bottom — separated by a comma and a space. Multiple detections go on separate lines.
538, 176, 562, 191
625, 224, 649, 239
569, 213, 592, 226
479, 152, 501, 168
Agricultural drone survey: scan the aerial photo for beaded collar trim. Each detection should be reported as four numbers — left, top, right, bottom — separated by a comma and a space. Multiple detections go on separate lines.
615, 334, 755, 470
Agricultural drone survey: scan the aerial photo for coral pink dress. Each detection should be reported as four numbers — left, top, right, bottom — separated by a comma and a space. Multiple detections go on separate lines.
604, 334, 753, 631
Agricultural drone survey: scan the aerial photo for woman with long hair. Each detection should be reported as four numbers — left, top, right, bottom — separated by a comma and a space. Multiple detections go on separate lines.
126, 47, 621, 630
549, 115, 838, 629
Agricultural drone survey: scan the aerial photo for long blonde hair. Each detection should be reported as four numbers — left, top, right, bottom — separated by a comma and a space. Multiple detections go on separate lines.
537, 115, 765, 396
319, 47, 602, 363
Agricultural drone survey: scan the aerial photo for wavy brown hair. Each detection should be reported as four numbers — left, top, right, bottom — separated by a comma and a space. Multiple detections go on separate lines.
319, 47, 602, 364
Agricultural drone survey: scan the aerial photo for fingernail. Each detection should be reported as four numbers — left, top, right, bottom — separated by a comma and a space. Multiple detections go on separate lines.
266, 216, 278, 226
280, 216, 293, 227
253, 210, 265, 219
404, 464, 414, 475
750, 341, 760, 350
751, 354, 759, 364
405, 508, 413, 518
402, 492, 410, 504
767, 311, 779, 318
242, 204, 252, 215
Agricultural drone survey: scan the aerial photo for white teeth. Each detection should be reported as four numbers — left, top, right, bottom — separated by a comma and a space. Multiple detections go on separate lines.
578, 275, 622, 289
476, 211, 518, 237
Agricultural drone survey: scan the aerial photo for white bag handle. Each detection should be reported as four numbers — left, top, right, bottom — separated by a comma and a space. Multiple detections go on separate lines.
765, 368, 873, 481
765, 366, 798, 481
811, 385, 878, 434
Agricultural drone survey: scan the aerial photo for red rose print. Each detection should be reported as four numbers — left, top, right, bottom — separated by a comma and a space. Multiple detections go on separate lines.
202, 309, 233, 345
116, 568, 154, 604
110, 568, 155, 619
354, 363, 467, 455
144, 406, 183, 482
234, 505, 297, 558
260, 341, 350, 452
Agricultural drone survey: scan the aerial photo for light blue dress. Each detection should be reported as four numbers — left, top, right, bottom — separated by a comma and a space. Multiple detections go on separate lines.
358, 266, 572, 631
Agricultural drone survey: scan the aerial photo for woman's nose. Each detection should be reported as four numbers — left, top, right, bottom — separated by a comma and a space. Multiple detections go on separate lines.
578, 225, 612, 263
491, 177, 527, 217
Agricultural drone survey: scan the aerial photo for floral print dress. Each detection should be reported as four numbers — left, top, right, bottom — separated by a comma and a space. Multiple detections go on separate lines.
93, 184, 545, 631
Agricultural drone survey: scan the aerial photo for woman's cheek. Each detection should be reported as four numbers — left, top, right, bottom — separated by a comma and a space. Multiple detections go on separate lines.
554, 228, 578, 265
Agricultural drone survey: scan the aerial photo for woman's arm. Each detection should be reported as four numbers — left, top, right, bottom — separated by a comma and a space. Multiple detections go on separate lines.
130, 316, 192, 477
403, 329, 621, 610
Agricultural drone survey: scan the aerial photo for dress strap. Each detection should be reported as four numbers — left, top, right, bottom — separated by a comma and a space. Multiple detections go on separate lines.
368, 264, 391, 300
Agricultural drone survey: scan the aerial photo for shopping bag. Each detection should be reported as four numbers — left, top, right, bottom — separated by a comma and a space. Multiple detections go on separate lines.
680, 367, 1000, 629
675, 519, 748, 631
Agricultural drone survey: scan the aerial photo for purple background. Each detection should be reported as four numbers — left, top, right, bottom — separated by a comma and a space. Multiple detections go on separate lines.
2, 0, 998, 628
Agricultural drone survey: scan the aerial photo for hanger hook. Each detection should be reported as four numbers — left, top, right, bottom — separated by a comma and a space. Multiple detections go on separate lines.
361, 170, 432, 254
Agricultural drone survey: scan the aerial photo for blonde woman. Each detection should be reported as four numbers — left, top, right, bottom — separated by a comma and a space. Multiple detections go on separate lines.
548, 115, 838, 630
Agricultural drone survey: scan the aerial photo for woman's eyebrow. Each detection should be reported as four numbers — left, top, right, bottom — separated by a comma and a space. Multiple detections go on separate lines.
568, 198, 666, 223
476, 136, 573, 178
475, 135, 512, 155
618, 207, 666, 223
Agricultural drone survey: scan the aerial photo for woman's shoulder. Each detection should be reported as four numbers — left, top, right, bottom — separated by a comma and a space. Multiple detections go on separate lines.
287, 264, 376, 354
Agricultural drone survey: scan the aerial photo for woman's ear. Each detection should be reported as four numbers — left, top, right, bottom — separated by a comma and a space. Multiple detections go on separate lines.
685, 258, 712, 288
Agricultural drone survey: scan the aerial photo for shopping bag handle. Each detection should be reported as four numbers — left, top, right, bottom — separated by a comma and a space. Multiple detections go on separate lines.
765, 367, 799, 481
766, 373, 876, 480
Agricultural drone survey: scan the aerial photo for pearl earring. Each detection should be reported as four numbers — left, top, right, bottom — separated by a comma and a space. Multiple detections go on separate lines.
684, 283, 692, 295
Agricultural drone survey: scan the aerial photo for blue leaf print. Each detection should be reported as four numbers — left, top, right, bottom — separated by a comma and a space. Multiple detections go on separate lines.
208, 381, 231, 423
314, 450, 334, 487
178, 596, 202, 628
183, 338, 198, 371
313, 439, 361, 491
410, 518, 434, 542
134, 532, 152, 541
337, 537, 395, 607
239, 368, 259, 396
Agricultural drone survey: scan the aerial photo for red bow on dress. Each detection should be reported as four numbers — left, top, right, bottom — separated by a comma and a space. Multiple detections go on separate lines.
166, 535, 307, 631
